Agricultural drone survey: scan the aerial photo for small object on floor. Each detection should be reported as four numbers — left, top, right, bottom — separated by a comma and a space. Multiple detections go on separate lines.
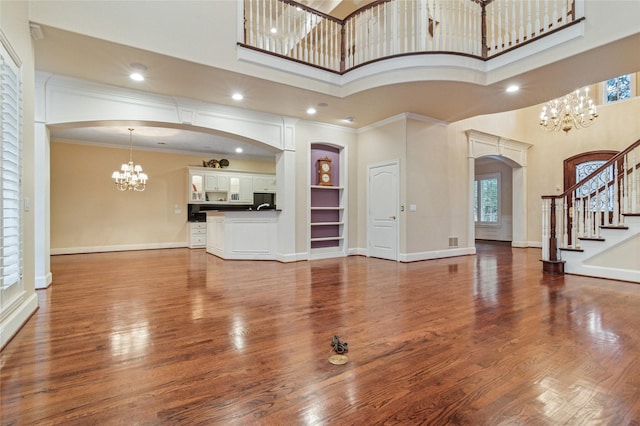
331, 335, 348, 354
328, 354, 349, 365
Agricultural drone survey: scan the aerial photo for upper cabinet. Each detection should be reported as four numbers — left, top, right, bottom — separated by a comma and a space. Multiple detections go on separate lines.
205, 174, 229, 191
188, 167, 274, 205
253, 175, 277, 193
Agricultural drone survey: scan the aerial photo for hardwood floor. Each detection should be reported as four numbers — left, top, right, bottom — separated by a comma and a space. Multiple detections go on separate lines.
2, 243, 640, 425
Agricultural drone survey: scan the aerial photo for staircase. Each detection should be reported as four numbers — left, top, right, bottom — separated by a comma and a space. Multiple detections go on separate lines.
541, 139, 640, 282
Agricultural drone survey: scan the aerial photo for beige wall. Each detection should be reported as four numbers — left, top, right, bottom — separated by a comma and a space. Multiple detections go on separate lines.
356, 117, 407, 250
51, 141, 275, 251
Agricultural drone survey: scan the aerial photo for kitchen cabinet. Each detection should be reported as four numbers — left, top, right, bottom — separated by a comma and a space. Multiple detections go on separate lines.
229, 176, 253, 203
205, 173, 229, 191
189, 172, 204, 202
188, 222, 207, 248
253, 175, 277, 192
206, 211, 277, 260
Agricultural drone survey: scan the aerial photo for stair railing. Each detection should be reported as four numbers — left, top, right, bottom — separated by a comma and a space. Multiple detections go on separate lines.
542, 139, 640, 270
241, 0, 580, 74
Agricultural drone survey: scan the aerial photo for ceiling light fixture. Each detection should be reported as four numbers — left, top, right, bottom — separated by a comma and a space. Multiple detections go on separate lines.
506, 85, 519, 93
235, 147, 243, 153
232, 93, 244, 101
306, 107, 317, 115
129, 63, 147, 82
539, 87, 598, 134
112, 128, 148, 191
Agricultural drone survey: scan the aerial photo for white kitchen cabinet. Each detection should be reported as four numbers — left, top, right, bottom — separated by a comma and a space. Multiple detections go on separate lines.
205, 173, 229, 191
252, 175, 277, 193
188, 222, 207, 248
229, 176, 254, 203
189, 172, 205, 202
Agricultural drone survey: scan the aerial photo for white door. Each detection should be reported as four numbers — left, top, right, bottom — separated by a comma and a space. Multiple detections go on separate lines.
368, 162, 399, 260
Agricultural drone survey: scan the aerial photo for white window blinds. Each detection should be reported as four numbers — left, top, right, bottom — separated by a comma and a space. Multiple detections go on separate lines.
0, 44, 21, 290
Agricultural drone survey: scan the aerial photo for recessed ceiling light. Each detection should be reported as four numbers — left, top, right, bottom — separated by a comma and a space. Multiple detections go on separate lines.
342, 117, 354, 123
235, 147, 243, 153
317, 102, 329, 108
129, 63, 147, 82
506, 85, 520, 93
270, 27, 278, 34
306, 107, 317, 115
232, 93, 244, 101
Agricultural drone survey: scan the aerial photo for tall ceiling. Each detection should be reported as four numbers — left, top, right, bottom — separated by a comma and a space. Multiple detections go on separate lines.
33, 1, 640, 159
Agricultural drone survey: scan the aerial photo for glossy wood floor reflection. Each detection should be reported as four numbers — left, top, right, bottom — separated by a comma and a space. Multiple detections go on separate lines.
3, 243, 640, 425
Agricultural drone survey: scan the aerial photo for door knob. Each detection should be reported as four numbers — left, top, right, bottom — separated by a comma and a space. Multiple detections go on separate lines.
390, 215, 396, 220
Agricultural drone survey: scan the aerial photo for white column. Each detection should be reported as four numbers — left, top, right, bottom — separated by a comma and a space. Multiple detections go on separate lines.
33, 122, 52, 289
467, 141, 476, 248
511, 166, 528, 247
34, 74, 52, 289
275, 119, 298, 262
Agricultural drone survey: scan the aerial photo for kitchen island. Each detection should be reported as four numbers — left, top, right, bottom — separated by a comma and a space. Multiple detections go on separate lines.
206, 210, 278, 260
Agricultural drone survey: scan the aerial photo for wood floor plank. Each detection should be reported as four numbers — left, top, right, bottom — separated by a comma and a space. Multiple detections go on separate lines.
2, 243, 640, 425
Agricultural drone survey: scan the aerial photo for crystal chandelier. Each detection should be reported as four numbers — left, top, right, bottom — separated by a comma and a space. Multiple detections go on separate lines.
539, 87, 598, 134
111, 128, 148, 191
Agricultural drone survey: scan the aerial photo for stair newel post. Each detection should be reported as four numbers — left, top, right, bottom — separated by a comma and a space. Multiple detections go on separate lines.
549, 197, 559, 260
541, 195, 564, 274
542, 198, 549, 261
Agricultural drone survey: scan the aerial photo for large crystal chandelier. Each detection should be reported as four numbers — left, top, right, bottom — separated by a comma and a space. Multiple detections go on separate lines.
539, 87, 598, 134
111, 128, 148, 191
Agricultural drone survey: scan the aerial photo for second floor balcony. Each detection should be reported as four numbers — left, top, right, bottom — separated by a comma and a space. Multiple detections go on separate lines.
240, 0, 583, 75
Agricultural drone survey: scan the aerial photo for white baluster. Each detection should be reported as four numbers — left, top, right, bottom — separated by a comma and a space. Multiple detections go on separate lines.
571, 193, 577, 247
595, 186, 602, 238
535, 0, 541, 36
504, 0, 510, 48
613, 162, 620, 226
562, 196, 568, 247
544, 0, 550, 31
633, 149, 639, 213
496, 2, 503, 53
604, 178, 611, 226
623, 154, 629, 214
518, 0, 524, 44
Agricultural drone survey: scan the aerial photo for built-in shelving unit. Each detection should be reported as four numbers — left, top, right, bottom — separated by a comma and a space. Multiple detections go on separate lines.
309, 143, 347, 259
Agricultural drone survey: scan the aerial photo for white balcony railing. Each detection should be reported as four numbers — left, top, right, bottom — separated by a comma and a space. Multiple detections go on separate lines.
242, 0, 579, 73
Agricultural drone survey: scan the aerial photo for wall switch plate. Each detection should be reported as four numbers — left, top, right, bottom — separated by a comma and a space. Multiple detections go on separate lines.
409, 204, 417, 212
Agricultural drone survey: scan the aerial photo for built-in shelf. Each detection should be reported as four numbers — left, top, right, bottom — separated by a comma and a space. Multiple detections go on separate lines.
311, 185, 343, 190
310, 236, 344, 242
309, 143, 347, 259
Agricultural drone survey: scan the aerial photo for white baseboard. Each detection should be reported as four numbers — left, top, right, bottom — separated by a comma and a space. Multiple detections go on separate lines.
275, 252, 308, 262
35, 272, 53, 289
349, 247, 368, 256
1, 292, 38, 350
527, 241, 543, 248
51, 242, 188, 255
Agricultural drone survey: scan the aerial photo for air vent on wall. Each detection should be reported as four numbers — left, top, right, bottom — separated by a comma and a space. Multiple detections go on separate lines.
448, 237, 459, 248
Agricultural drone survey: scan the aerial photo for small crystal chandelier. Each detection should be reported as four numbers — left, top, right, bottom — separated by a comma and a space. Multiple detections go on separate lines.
111, 128, 148, 191
539, 87, 598, 134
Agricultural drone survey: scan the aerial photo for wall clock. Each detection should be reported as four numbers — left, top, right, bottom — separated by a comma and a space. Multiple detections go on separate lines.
317, 157, 332, 186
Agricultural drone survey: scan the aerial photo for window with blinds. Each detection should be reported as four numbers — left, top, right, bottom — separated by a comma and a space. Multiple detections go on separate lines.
0, 41, 21, 294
